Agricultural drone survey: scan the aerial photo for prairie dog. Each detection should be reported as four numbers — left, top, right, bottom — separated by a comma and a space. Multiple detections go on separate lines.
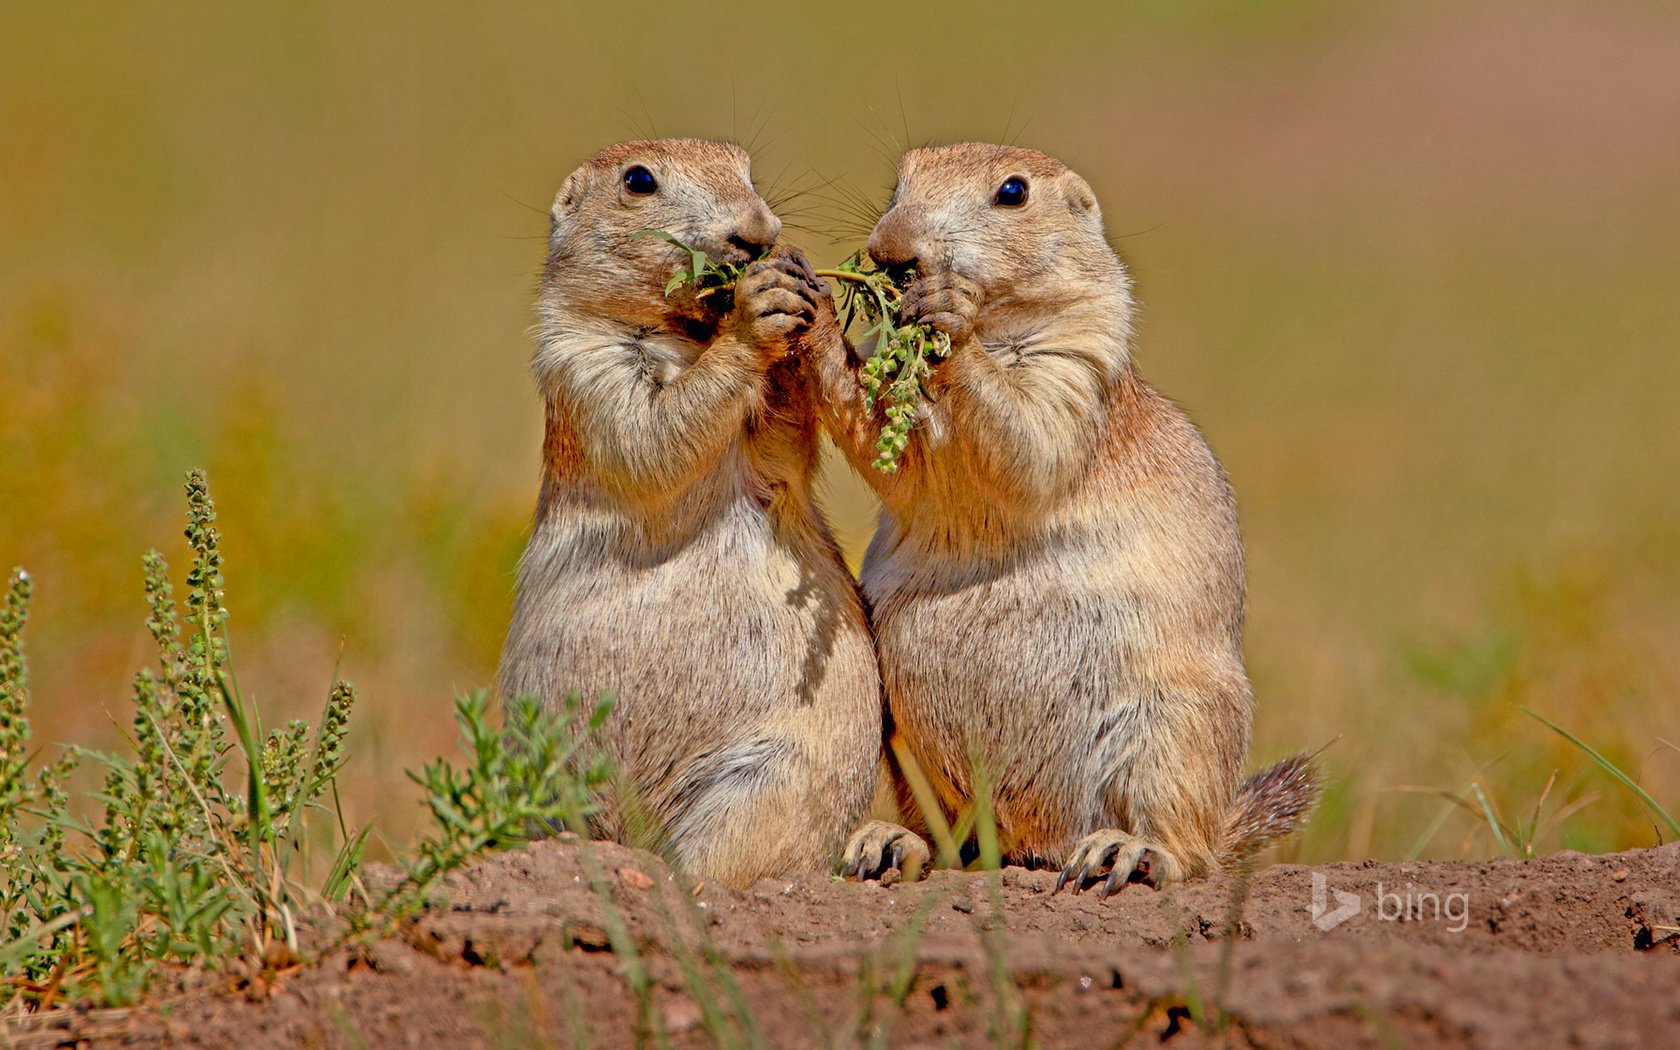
802, 144, 1316, 890
498, 139, 881, 887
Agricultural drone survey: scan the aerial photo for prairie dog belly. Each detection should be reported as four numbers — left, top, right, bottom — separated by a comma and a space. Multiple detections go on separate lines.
505, 491, 874, 782
863, 523, 1153, 851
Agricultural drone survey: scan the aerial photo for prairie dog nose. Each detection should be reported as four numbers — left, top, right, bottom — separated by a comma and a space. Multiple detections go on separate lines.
867, 207, 920, 270
729, 205, 781, 259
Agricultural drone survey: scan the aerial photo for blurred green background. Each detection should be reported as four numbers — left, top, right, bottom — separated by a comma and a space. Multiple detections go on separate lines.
4, 1, 1677, 862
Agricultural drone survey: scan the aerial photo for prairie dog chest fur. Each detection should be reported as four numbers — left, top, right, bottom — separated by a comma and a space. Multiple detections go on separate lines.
862, 378, 1246, 834
633, 330, 693, 387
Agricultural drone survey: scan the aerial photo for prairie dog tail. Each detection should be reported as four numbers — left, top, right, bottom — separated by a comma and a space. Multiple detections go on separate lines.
1220, 753, 1322, 864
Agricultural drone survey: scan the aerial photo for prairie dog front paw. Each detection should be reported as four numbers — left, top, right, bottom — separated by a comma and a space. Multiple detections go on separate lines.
899, 271, 982, 344
727, 252, 821, 360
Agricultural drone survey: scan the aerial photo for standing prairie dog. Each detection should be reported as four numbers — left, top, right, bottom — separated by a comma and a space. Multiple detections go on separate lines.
498, 139, 881, 887
802, 144, 1316, 891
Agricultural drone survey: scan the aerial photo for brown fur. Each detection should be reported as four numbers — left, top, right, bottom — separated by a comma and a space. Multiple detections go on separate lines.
498, 140, 881, 887
804, 144, 1317, 887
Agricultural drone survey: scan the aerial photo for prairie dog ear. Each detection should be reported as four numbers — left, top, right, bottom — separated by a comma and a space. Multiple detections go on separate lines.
552, 169, 585, 220
1063, 172, 1100, 220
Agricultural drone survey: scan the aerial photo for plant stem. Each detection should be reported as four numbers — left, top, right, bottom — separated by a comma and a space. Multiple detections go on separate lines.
814, 269, 889, 291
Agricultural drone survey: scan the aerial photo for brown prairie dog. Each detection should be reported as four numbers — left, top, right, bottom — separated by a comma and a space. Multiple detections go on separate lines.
802, 143, 1316, 890
498, 139, 882, 887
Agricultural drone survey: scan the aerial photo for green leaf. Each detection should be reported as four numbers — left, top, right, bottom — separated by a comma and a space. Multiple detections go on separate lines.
629, 229, 689, 249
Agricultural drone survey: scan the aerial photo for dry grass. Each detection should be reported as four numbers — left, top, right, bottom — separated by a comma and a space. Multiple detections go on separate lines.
2, 0, 1677, 862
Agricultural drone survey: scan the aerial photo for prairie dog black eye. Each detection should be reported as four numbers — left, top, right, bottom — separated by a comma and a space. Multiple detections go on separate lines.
623, 165, 658, 195
994, 176, 1029, 207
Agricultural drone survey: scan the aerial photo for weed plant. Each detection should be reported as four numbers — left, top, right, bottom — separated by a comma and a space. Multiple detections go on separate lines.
0, 472, 619, 1013
1, 471, 362, 1008
376, 690, 613, 919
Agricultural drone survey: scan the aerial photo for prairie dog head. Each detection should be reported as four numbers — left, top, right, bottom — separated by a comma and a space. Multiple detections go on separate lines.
868, 144, 1130, 317
543, 138, 782, 330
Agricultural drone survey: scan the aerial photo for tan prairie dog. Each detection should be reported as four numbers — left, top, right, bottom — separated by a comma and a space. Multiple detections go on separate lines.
498, 139, 881, 887
800, 143, 1318, 892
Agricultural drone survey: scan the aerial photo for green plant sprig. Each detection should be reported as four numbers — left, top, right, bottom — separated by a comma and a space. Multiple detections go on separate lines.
631, 230, 745, 300
816, 251, 951, 473
640, 232, 949, 473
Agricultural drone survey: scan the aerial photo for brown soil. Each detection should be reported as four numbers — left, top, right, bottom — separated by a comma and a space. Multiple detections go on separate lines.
10, 840, 1676, 1049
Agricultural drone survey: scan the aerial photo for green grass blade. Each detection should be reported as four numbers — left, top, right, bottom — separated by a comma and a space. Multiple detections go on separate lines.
1525, 707, 1680, 838
1467, 782, 1511, 857
1402, 793, 1462, 861
889, 734, 960, 869
322, 825, 373, 901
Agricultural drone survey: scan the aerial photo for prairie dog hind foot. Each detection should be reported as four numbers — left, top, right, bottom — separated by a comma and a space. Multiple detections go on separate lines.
1053, 829, 1187, 896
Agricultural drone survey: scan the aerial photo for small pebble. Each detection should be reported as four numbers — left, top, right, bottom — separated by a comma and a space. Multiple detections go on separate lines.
662, 998, 703, 1034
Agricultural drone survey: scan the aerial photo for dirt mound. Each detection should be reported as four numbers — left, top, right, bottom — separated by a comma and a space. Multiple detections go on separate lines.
9, 840, 1677, 1048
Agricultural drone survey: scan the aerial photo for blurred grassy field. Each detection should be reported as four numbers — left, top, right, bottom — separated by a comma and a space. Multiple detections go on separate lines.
3, 1, 1677, 862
